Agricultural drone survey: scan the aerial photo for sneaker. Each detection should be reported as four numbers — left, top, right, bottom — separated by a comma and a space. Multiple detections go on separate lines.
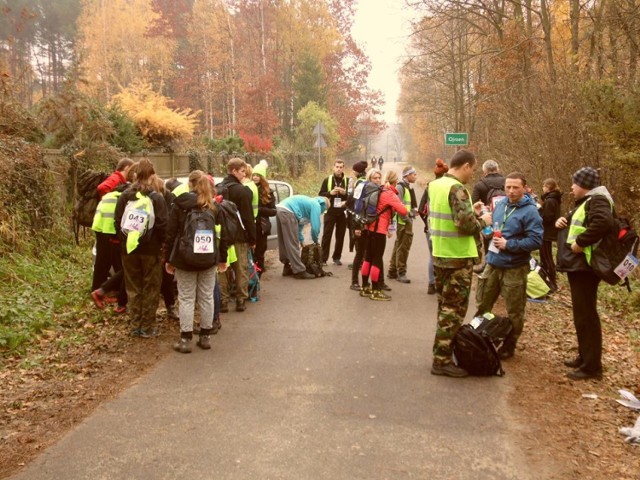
91, 289, 105, 309
197, 335, 211, 350
380, 283, 392, 291
350, 282, 361, 291
359, 285, 372, 297
103, 296, 118, 304
114, 305, 127, 314
387, 271, 398, 279
397, 274, 411, 284
333, 259, 343, 266
347, 263, 353, 270
563, 357, 583, 368
166, 305, 179, 320
131, 327, 159, 338
293, 271, 315, 280
566, 368, 602, 381
430, 363, 469, 378
370, 289, 391, 301
427, 283, 436, 295
173, 338, 192, 354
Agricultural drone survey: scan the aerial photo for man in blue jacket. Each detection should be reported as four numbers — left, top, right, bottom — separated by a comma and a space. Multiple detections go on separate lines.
475, 172, 543, 359
276, 195, 329, 279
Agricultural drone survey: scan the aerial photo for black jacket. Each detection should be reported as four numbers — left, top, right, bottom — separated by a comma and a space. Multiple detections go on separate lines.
114, 186, 167, 256
472, 173, 505, 204
256, 184, 277, 236
540, 190, 562, 241
219, 174, 256, 245
318, 174, 349, 215
164, 192, 228, 270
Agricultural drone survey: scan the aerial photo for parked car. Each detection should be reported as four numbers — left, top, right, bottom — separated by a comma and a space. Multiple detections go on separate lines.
170, 176, 293, 250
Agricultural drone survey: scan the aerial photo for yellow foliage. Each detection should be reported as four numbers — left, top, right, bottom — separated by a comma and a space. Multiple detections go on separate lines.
112, 82, 200, 147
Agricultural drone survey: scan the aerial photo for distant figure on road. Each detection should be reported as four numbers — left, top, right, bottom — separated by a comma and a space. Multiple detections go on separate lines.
371, 156, 377, 169
428, 150, 491, 377
318, 159, 349, 266
378, 156, 384, 170
276, 195, 329, 279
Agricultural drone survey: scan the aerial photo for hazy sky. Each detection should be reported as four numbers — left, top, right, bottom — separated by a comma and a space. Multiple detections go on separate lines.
351, 0, 416, 124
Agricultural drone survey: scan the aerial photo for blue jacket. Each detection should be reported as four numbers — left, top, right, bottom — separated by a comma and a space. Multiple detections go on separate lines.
280, 195, 328, 243
486, 194, 543, 268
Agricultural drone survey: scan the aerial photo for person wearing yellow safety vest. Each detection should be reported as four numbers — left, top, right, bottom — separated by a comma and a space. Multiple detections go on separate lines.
115, 159, 168, 338
243, 164, 260, 220
252, 161, 276, 274
428, 150, 492, 378
318, 159, 349, 266
388, 165, 418, 283
555, 167, 613, 381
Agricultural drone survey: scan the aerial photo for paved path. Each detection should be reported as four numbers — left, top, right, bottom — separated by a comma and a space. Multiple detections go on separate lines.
12, 165, 533, 480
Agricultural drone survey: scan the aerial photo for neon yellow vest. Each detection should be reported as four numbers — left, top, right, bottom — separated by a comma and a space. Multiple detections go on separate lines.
397, 182, 412, 226
567, 194, 612, 265
428, 176, 477, 258
246, 181, 259, 219
92, 190, 121, 234
172, 183, 190, 198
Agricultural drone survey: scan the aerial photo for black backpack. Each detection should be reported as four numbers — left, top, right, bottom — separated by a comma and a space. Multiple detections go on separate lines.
216, 199, 245, 244
453, 322, 506, 376
73, 170, 108, 243
300, 244, 332, 277
177, 207, 217, 269
591, 216, 639, 290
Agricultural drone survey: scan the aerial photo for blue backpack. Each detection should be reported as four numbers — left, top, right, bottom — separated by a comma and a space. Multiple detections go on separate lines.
351, 181, 386, 228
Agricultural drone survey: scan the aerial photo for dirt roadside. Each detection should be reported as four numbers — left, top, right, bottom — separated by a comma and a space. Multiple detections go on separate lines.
1, 272, 638, 479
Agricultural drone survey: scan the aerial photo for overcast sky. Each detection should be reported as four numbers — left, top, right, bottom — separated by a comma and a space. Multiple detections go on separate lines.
351, 0, 416, 124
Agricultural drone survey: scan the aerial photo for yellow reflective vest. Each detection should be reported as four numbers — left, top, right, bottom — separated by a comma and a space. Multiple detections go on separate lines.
428, 176, 477, 258
567, 194, 612, 265
92, 190, 121, 234
397, 182, 412, 226
246, 181, 259, 219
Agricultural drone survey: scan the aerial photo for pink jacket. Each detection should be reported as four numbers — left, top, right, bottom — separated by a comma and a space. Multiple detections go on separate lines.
368, 186, 408, 234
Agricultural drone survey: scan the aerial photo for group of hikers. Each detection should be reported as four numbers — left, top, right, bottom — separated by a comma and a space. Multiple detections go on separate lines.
88, 151, 617, 382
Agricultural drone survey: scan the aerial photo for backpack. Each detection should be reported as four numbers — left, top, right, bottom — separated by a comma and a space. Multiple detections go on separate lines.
216, 199, 246, 244
482, 179, 506, 210
591, 216, 639, 290
300, 244, 332, 277
176, 207, 217, 270
248, 250, 261, 302
453, 314, 508, 376
527, 257, 553, 299
351, 181, 387, 228
73, 169, 108, 244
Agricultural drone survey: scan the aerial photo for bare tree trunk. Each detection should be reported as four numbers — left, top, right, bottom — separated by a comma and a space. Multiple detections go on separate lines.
225, 9, 236, 134
569, 0, 580, 74
539, 0, 556, 81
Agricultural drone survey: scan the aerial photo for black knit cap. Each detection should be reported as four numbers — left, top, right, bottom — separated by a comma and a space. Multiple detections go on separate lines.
572, 167, 600, 190
352, 161, 368, 174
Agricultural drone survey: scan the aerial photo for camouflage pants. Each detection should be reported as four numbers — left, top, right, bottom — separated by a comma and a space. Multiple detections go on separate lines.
475, 263, 529, 342
389, 221, 414, 276
432, 263, 473, 366
122, 253, 162, 331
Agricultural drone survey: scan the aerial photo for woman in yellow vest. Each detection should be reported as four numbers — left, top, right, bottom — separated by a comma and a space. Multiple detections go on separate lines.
252, 162, 276, 274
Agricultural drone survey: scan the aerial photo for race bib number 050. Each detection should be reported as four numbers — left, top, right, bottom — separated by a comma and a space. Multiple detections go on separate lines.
194, 230, 214, 253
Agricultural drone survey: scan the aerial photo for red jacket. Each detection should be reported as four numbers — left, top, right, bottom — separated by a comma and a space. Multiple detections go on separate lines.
368, 185, 408, 234
98, 171, 127, 198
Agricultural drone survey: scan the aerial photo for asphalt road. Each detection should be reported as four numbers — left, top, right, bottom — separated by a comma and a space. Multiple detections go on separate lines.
12, 166, 534, 480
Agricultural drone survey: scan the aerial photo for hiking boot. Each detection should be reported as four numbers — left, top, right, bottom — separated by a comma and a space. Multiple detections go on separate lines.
370, 289, 391, 301
566, 368, 602, 381
91, 289, 105, 309
211, 318, 222, 335
430, 363, 469, 378
350, 282, 361, 291
359, 285, 372, 297
427, 283, 436, 295
236, 299, 247, 312
282, 263, 293, 276
333, 259, 343, 266
387, 271, 398, 279
563, 357, 583, 368
114, 305, 127, 314
166, 304, 179, 320
293, 271, 315, 279
197, 335, 211, 350
397, 274, 411, 284
173, 338, 192, 354
103, 295, 118, 304
380, 283, 392, 291
220, 302, 229, 313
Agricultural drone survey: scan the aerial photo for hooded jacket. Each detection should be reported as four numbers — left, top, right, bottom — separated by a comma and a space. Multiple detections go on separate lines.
540, 189, 562, 241
114, 186, 167, 256
486, 194, 543, 269
164, 191, 228, 270
556, 186, 615, 272
279, 195, 327, 243
219, 174, 256, 245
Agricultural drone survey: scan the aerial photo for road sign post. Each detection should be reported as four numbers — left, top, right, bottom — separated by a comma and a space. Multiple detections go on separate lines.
444, 133, 468, 146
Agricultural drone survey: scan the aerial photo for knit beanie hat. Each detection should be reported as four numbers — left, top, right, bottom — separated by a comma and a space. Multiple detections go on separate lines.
253, 163, 267, 178
434, 158, 449, 176
352, 161, 368, 174
572, 167, 600, 190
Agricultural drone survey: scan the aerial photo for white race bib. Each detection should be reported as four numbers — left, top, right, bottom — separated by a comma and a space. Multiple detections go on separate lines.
333, 198, 343, 208
613, 253, 639, 280
194, 230, 214, 254
488, 241, 500, 254
123, 209, 149, 234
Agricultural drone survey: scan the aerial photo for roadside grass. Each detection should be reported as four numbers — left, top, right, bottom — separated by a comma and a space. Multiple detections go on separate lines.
0, 228, 103, 364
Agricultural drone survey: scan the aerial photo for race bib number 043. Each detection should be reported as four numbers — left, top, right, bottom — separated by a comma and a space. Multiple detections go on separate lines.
123, 209, 149, 233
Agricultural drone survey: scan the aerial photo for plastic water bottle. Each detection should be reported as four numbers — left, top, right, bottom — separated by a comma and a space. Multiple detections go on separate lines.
493, 222, 502, 238
481, 207, 493, 236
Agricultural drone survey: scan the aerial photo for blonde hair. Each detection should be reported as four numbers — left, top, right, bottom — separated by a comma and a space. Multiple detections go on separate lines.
189, 170, 215, 210
385, 170, 398, 185
366, 168, 382, 182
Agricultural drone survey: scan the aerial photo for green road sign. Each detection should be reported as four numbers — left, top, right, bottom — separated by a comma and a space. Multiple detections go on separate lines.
444, 133, 468, 146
